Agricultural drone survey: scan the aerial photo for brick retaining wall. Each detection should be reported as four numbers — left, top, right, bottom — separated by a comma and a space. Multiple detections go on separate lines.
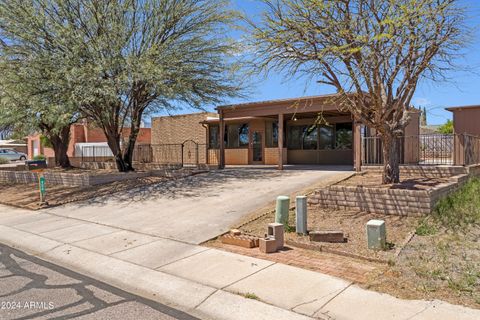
309, 172, 474, 216
361, 165, 467, 178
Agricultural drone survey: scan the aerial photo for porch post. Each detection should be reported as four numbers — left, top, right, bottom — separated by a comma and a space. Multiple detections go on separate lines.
219, 111, 225, 169
354, 121, 362, 172
278, 113, 284, 170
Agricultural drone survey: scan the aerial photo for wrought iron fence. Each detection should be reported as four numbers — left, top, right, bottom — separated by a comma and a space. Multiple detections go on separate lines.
362, 134, 456, 166
80, 141, 210, 167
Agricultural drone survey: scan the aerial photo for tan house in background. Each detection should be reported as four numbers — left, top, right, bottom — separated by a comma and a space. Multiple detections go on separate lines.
151, 94, 421, 170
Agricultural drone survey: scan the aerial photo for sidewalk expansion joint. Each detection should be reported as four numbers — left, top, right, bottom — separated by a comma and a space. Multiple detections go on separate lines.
153, 247, 212, 270
312, 282, 353, 317
192, 289, 219, 310
220, 262, 277, 291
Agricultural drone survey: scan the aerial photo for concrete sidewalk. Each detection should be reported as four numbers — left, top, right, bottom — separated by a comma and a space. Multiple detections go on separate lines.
0, 208, 479, 320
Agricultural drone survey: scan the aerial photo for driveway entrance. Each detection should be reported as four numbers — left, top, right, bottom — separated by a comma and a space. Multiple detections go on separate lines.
43, 166, 351, 244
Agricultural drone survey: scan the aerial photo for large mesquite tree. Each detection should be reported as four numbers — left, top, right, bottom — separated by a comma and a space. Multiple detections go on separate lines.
0, 23, 80, 168
249, 0, 466, 183
0, 0, 243, 172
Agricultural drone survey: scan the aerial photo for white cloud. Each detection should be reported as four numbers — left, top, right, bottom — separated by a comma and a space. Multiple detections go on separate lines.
414, 97, 431, 106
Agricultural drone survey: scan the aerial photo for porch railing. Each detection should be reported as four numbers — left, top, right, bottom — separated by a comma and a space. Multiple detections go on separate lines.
362, 133, 479, 166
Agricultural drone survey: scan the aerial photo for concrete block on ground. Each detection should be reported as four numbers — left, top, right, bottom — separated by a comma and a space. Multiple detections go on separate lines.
259, 237, 277, 253
309, 230, 345, 243
267, 222, 284, 250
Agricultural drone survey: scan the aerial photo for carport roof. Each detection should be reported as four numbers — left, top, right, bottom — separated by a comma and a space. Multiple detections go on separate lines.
216, 93, 345, 110
446, 105, 480, 112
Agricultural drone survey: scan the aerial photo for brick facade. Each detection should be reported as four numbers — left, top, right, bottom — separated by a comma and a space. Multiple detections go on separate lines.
27, 123, 151, 160
151, 112, 215, 145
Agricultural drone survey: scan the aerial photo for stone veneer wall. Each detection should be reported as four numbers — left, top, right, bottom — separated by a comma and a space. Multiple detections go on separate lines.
309, 165, 480, 216
361, 165, 468, 178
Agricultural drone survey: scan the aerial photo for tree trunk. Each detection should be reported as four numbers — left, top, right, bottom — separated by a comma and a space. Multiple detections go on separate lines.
122, 113, 142, 172
47, 126, 71, 168
106, 133, 129, 172
382, 134, 401, 184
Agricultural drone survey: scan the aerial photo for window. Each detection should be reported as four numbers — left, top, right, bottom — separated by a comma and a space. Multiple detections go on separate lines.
319, 125, 334, 150
302, 125, 318, 150
266, 122, 278, 148
239, 124, 249, 147
209, 125, 219, 149
287, 126, 303, 149
335, 123, 353, 149
225, 123, 249, 148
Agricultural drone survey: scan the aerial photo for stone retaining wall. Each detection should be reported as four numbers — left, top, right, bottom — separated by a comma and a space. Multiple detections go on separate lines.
309, 173, 471, 216
361, 165, 467, 178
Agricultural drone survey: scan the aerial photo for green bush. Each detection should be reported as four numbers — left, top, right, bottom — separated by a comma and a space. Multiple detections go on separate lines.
432, 177, 480, 229
0, 157, 9, 164
33, 154, 46, 161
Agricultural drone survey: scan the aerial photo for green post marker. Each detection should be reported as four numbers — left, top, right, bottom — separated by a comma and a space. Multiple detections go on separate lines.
39, 174, 46, 203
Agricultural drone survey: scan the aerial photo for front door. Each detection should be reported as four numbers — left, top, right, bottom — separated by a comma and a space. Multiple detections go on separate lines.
250, 131, 264, 164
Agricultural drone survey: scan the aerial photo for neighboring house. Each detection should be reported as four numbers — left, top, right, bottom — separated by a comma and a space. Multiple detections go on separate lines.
0, 139, 28, 154
151, 94, 420, 169
27, 123, 151, 160
447, 105, 480, 165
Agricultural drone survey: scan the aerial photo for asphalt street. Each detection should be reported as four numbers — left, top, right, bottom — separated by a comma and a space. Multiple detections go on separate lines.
0, 243, 199, 320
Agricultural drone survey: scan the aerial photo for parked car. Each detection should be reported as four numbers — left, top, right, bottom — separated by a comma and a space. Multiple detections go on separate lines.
0, 148, 27, 162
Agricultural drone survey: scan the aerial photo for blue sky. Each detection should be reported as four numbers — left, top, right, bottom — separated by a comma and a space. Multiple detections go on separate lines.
170, 0, 478, 126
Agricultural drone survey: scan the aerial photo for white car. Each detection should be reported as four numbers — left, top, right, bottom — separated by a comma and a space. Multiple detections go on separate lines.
0, 148, 27, 161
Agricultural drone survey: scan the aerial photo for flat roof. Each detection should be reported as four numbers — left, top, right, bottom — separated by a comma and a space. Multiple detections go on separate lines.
446, 105, 480, 112
216, 93, 344, 110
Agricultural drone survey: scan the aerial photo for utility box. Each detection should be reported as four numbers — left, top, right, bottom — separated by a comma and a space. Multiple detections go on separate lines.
366, 219, 386, 250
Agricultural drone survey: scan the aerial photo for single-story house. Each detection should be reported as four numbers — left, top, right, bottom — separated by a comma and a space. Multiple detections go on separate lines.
27, 122, 151, 160
152, 94, 420, 170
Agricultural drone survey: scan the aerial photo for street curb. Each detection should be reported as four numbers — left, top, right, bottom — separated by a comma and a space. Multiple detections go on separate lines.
0, 224, 312, 320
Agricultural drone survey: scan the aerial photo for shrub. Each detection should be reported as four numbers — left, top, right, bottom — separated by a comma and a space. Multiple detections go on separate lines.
432, 177, 480, 229
33, 154, 46, 161
0, 157, 9, 164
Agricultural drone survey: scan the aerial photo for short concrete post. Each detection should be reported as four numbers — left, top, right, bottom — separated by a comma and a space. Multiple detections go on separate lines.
366, 219, 386, 250
267, 223, 284, 250
275, 195, 290, 225
295, 196, 307, 235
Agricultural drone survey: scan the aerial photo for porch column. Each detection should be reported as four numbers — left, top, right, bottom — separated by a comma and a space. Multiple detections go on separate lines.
219, 111, 225, 169
278, 113, 284, 170
354, 121, 362, 172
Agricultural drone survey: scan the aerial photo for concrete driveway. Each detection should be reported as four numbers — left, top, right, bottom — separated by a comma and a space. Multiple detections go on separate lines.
40, 166, 349, 244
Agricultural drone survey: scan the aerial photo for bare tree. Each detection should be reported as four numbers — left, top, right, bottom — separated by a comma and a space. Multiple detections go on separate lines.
248, 0, 467, 183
